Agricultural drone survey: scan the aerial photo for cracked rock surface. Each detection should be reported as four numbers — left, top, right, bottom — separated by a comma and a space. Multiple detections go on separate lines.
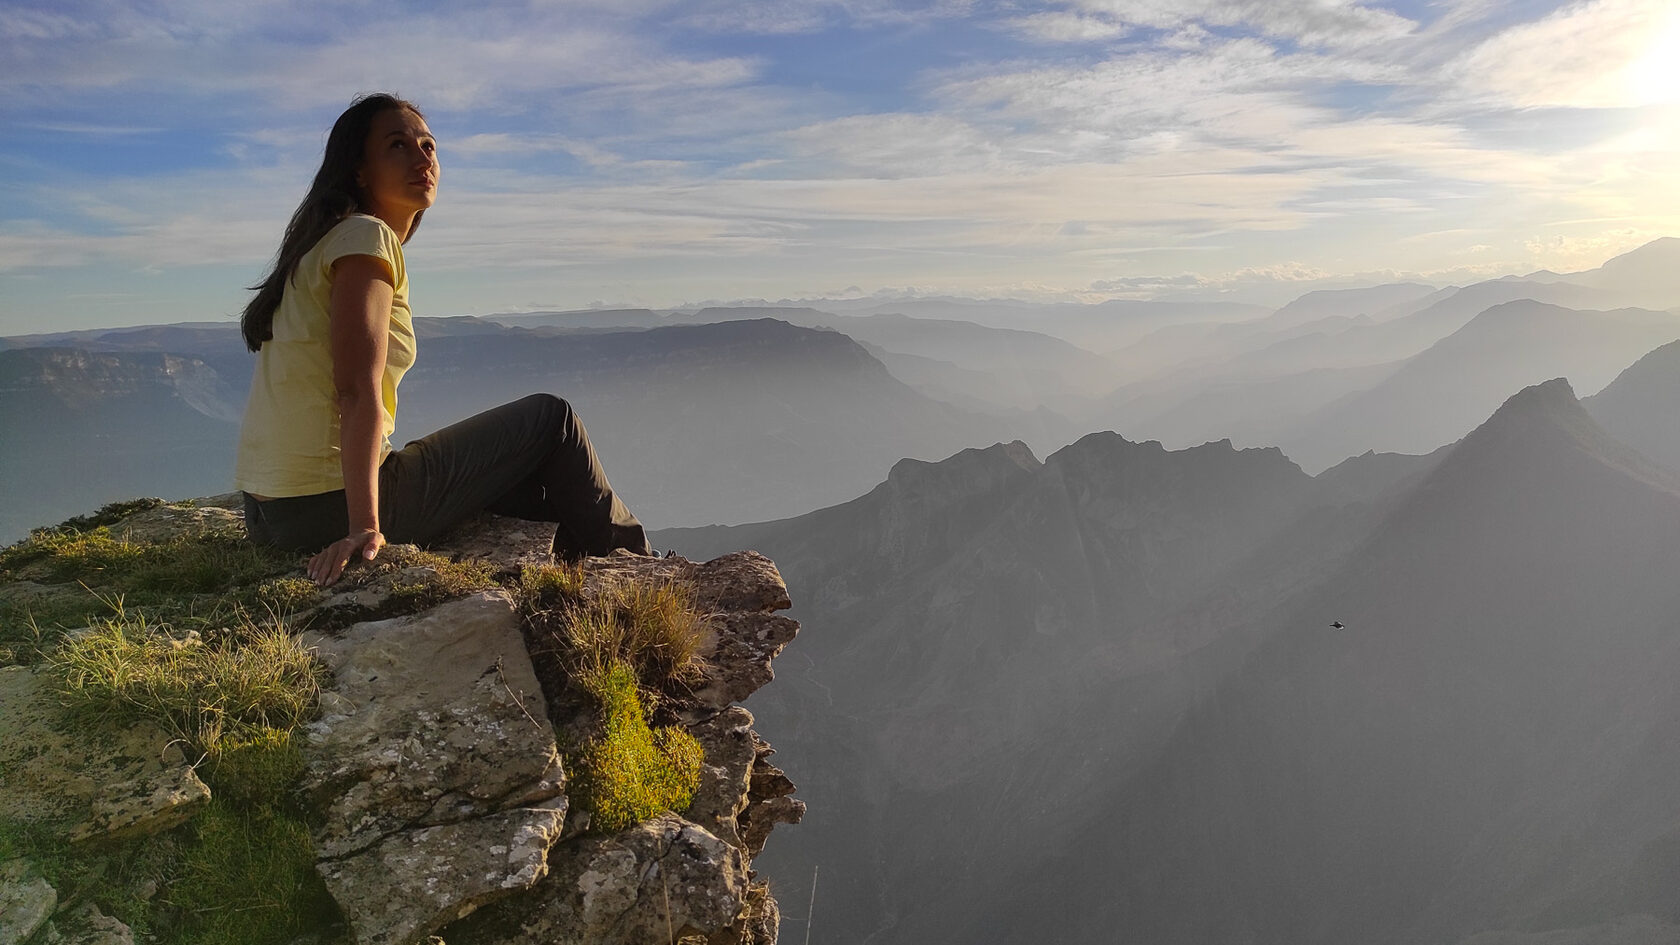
0, 665, 202, 845
442, 813, 750, 945
299, 589, 567, 945
0, 857, 56, 945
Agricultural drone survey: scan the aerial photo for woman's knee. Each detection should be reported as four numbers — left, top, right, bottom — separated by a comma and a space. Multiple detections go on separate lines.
517, 392, 573, 422
516, 392, 581, 437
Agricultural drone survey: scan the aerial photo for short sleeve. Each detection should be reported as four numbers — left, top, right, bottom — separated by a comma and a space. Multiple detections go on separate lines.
317, 215, 400, 283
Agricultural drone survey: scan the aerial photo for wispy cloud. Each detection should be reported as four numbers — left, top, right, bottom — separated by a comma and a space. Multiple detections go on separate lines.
1451, 0, 1680, 108
1, 0, 1677, 332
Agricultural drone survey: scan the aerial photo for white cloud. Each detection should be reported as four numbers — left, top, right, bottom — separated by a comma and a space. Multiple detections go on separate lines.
0, 2, 762, 115
1004, 11, 1130, 43
1452, 0, 1680, 108
1062, 0, 1415, 48
780, 113, 1012, 176
676, 0, 975, 34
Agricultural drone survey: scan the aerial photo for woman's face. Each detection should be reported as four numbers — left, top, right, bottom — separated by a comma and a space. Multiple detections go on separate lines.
356, 108, 438, 220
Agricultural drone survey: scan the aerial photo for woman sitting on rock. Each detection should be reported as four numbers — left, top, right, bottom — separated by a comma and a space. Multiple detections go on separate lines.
234, 92, 649, 585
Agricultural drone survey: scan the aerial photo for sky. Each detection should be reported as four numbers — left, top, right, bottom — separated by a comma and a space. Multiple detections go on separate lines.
2, 0, 1678, 335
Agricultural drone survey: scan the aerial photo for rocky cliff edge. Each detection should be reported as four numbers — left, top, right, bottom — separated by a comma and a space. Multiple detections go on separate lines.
0, 498, 802, 945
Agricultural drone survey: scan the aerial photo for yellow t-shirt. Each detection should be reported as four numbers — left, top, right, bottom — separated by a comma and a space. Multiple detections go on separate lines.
234, 214, 415, 497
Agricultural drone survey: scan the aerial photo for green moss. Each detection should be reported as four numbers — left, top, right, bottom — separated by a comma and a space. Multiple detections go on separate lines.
570, 660, 704, 832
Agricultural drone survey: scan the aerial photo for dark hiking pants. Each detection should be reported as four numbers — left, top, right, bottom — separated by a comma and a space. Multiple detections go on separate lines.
243, 393, 650, 560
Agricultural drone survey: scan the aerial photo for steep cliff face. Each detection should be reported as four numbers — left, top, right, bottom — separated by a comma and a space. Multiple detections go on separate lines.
0, 500, 801, 945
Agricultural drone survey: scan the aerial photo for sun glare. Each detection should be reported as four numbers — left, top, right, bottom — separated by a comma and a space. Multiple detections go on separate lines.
1624, 8, 1680, 106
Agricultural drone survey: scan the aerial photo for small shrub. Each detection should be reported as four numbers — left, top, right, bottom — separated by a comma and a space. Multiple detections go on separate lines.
543, 579, 706, 699
570, 660, 704, 832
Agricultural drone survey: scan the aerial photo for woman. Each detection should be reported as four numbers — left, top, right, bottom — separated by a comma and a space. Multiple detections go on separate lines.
235, 93, 649, 586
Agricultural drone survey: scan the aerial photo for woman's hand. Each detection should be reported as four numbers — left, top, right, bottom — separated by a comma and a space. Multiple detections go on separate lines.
308, 528, 386, 587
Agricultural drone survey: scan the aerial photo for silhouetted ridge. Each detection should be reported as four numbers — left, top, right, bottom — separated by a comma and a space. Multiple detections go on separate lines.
1045, 431, 1307, 502
885, 439, 1040, 493
1582, 340, 1680, 472
1436, 377, 1680, 495
1591, 235, 1680, 281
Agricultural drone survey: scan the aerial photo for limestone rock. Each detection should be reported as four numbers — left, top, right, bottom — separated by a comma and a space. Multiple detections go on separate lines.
0, 858, 55, 945
445, 814, 748, 945
686, 707, 758, 849
300, 590, 564, 858
67, 763, 211, 844
581, 550, 792, 614
106, 498, 242, 543
687, 611, 799, 713
741, 736, 804, 860
300, 589, 568, 944
0, 665, 203, 842
572, 550, 798, 715
36, 903, 135, 945
434, 514, 558, 570
319, 801, 568, 945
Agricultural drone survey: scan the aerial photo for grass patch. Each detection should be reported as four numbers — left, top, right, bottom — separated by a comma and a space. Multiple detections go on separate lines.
50, 607, 321, 757
164, 798, 336, 945
0, 527, 289, 594
54, 497, 168, 532
568, 660, 704, 832
545, 579, 706, 698
517, 561, 585, 607
1, 525, 308, 667
198, 726, 309, 813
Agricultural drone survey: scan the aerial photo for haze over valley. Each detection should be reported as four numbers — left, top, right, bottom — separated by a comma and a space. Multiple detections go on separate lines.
6, 230, 1680, 945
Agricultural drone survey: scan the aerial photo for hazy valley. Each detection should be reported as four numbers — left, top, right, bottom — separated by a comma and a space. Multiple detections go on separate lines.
5, 239, 1680, 944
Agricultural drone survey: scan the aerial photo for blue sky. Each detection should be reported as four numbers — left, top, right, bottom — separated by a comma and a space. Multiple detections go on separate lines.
2, 0, 1677, 334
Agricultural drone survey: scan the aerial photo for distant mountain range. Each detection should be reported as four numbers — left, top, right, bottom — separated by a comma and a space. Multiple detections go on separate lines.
7, 236, 1680, 539
1092, 240, 1680, 467
0, 317, 1036, 540
0, 347, 243, 541
656, 366, 1680, 945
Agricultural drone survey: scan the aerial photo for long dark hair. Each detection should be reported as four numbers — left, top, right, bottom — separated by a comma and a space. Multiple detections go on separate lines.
241, 93, 426, 352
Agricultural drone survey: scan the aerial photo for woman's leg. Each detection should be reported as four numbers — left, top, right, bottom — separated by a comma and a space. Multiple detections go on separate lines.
379, 393, 649, 558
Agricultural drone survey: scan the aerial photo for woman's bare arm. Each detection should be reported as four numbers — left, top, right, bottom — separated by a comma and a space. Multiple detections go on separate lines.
308, 253, 395, 586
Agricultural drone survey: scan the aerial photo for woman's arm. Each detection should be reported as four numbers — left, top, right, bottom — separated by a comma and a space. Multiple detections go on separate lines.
307, 253, 396, 586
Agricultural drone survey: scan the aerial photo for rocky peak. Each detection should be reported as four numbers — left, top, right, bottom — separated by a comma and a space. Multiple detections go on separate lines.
1444, 377, 1673, 484
883, 439, 1041, 503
